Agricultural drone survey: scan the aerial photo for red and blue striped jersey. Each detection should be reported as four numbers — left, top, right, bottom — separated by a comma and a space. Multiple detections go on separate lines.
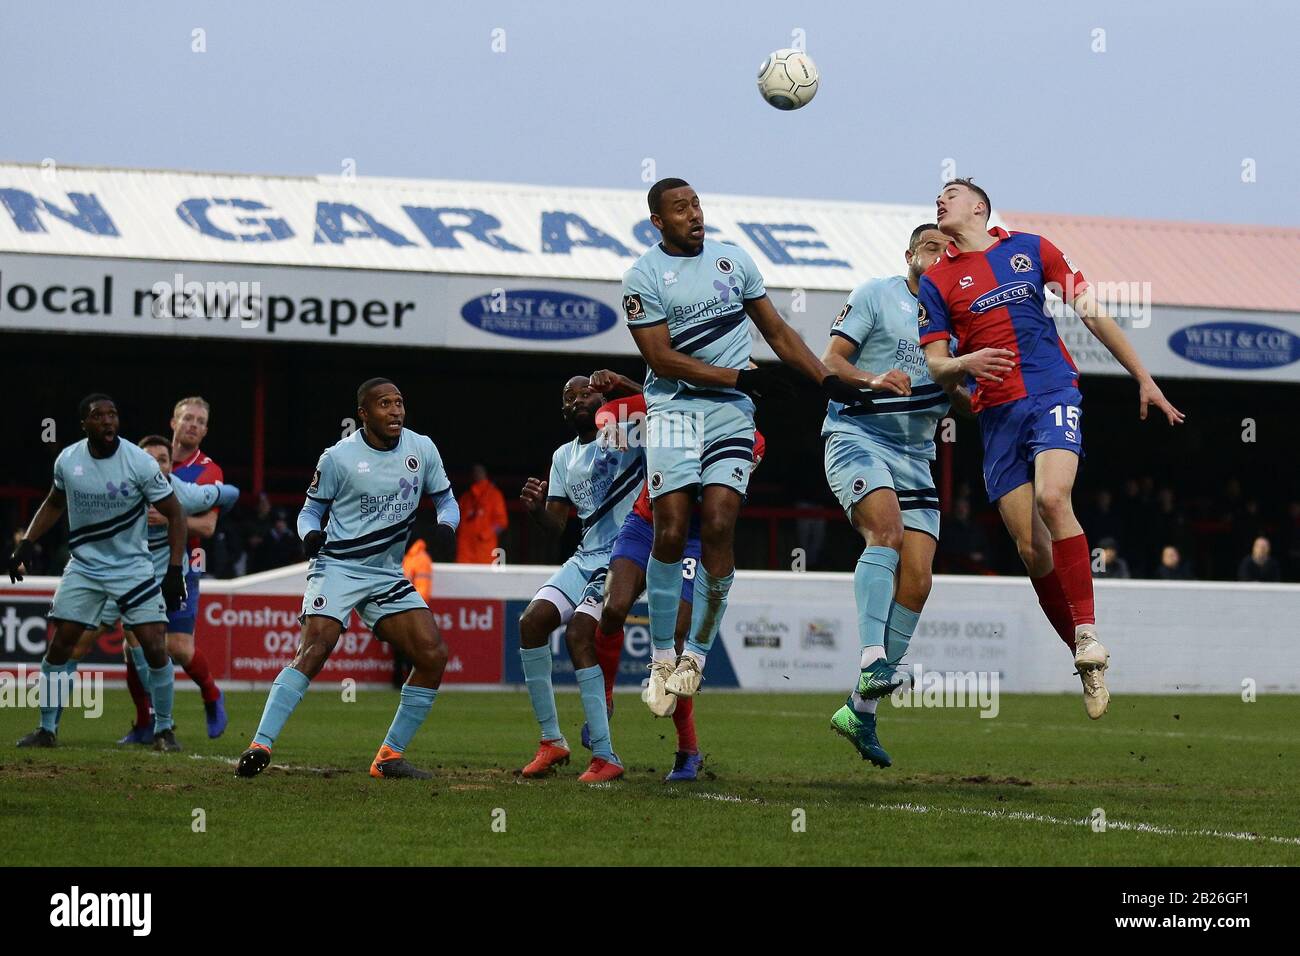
917, 227, 1086, 413
172, 447, 223, 553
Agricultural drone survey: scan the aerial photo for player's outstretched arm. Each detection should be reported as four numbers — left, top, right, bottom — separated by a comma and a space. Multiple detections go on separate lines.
1071, 286, 1185, 425
520, 478, 569, 537
629, 323, 743, 390
7, 485, 66, 582
589, 369, 643, 397
820, 336, 911, 395
744, 296, 873, 404
923, 340, 1017, 387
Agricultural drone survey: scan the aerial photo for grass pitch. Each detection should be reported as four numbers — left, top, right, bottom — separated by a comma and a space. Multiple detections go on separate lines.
2, 688, 1297, 866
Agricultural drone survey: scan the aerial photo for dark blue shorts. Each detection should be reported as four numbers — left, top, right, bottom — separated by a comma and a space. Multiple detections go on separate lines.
978, 386, 1085, 502
166, 570, 202, 634
609, 511, 702, 604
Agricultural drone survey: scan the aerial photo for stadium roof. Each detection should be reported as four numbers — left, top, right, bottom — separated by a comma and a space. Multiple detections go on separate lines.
1, 162, 1297, 313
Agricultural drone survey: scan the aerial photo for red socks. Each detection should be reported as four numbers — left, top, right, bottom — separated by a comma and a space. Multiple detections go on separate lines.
125, 656, 152, 728
184, 648, 222, 704
1030, 569, 1077, 651
1051, 532, 1097, 631
672, 697, 698, 754
593, 627, 623, 708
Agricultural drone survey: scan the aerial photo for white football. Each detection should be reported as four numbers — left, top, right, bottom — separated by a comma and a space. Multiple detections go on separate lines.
756, 48, 819, 110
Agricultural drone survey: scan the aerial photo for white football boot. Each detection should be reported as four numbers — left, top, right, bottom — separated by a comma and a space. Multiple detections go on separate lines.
664, 655, 703, 699
643, 659, 678, 717
1073, 629, 1110, 719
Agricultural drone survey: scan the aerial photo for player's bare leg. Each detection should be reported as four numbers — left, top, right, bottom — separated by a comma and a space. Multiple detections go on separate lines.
368, 608, 448, 779
666, 484, 740, 700
1035, 450, 1108, 717
645, 488, 692, 715
997, 456, 1108, 718
517, 598, 571, 775
236, 614, 343, 777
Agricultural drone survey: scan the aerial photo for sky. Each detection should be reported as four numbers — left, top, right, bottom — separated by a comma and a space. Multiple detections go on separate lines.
2, 0, 1297, 226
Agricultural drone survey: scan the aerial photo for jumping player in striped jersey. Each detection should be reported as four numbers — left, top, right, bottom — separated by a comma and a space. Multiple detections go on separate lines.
516, 371, 645, 783
7, 395, 189, 750
821, 224, 966, 767
919, 179, 1184, 719
586, 380, 766, 782
237, 378, 460, 779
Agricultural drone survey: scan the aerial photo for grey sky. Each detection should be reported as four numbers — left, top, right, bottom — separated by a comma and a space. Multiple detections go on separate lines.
3, 0, 1296, 226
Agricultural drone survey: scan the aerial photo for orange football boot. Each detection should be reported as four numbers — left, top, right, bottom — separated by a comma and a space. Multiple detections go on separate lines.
370, 743, 432, 779
578, 757, 625, 783
520, 739, 571, 777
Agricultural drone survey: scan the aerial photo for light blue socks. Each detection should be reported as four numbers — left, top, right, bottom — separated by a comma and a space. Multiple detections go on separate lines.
520, 645, 563, 741
645, 556, 682, 651
855, 547, 899, 649
382, 684, 437, 753
576, 665, 616, 762
252, 666, 310, 747
685, 567, 734, 660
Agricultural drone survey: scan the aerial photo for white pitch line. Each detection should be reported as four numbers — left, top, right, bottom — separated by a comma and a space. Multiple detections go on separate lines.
867, 801, 1300, 847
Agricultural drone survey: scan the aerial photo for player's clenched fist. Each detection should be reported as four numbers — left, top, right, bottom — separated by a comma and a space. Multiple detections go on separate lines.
959, 348, 1017, 383
302, 530, 326, 558
7, 539, 34, 583
588, 370, 618, 393
520, 477, 548, 512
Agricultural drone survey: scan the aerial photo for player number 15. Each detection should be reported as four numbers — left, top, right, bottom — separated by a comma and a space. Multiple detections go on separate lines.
1049, 405, 1081, 430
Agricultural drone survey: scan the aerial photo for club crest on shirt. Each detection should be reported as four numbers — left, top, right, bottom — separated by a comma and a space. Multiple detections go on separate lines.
715, 257, 734, 275
833, 303, 852, 328
623, 293, 645, 321
405, 455, 419, 472
917, 302, 930, 328
1010, 253, 1033, 273
309, 469, 321, 491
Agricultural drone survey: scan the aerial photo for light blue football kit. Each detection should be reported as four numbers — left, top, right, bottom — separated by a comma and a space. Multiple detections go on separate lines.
298, 428, 457, 629
44, 438, 180, 736
822, 275, 950, 703
822, 275, 949, 540
521, 426, 643, 761
250, 426, 459, 757
50, 439, 176, 628
622, 238, 765, 664
98, 476, 239, 626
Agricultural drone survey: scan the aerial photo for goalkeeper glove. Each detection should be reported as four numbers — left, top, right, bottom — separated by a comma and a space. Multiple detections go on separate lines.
302, 530, 326, 559
7, 539, 34, 583
735, 367, 795, 400
162, 564, 187, 612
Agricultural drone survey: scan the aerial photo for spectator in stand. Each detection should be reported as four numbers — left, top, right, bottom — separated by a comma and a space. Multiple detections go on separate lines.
1081, 488, 1122, 549
1156, 544, 1193, 580
403, 538, 434, 602
938, 496, 991, 573
456, 464, 508, 564
1238, 536, 1281, 582
1094, 537, 1130, 578
256, 509, 302, 571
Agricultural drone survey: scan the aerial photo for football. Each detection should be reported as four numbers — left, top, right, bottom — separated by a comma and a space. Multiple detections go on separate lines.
756, 48, 819, 110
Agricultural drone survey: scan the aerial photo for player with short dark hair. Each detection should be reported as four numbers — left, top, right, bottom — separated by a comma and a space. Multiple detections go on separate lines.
7, 396, 189, 750
920, 179, 1184, 718
515, 370, 645, 783
624, 179, 866, 715
73, 436, 240, 744
821, 224, 964, 767
236, 380, 459, 779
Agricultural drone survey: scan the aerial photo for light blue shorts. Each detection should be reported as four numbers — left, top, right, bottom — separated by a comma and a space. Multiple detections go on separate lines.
51, 562, 167, 629
824, 432, 941, 540
535, 548, 611, 623
645, 395, 755, 499
301, 558, 429, 630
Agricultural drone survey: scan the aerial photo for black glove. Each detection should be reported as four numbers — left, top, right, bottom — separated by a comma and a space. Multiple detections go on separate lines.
303, 530, 326, 559
822, 374, 872, 408
735, 367, 795, 400
433, 522, 457, 558
7, 539, 34, 583
162, 564, 187, 613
